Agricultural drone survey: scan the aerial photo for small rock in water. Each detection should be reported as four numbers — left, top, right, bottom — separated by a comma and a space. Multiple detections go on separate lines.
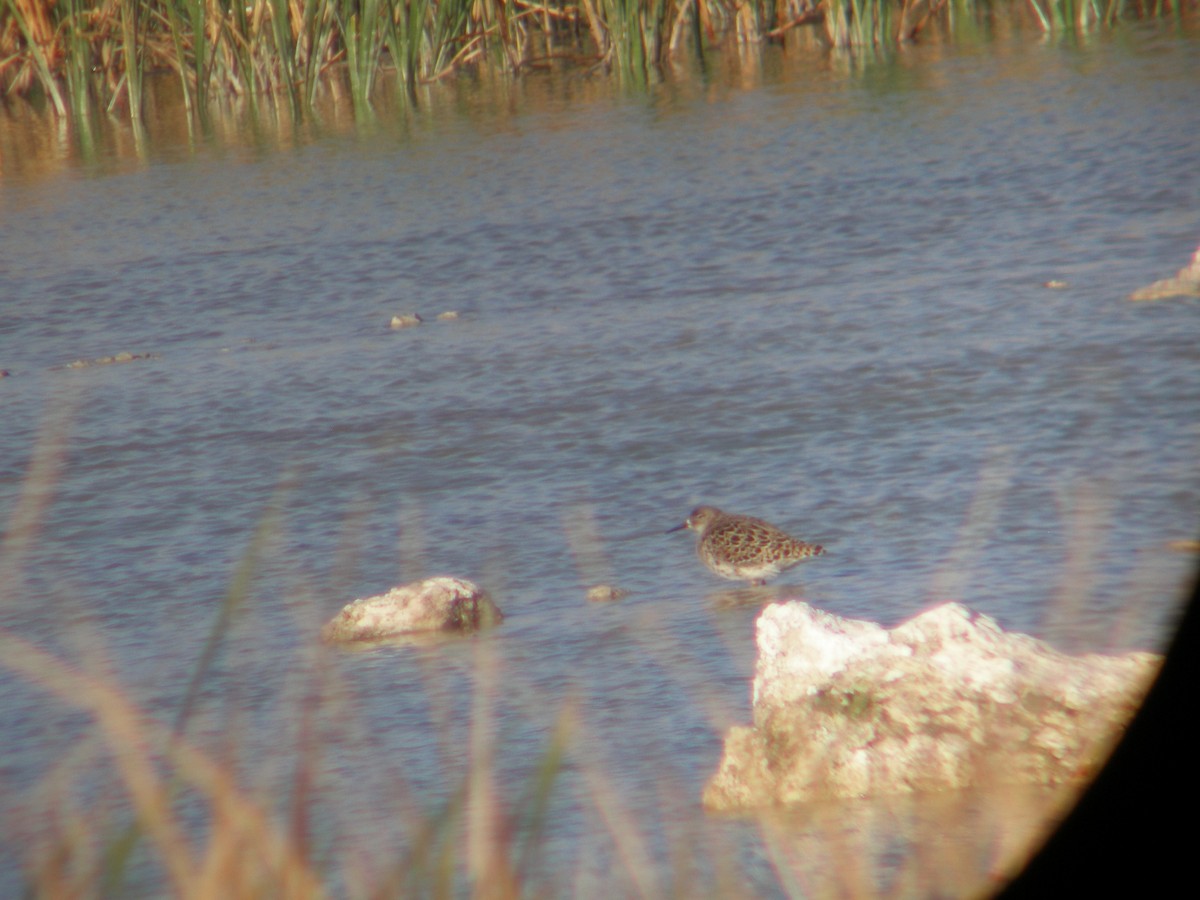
586, 584, 630, 603
1043, 279, 1068, 289
436, 310, 460, 321
390, 313, 424, 329
322, 576, 502, 642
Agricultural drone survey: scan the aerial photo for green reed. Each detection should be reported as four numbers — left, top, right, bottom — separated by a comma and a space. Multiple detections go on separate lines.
60, 0, 97, 130
296, 0, 335, 109
610, 0, 661, 85
267, 0, 300, 117
117, 0, 145, 117
1024, 0, 1141, 28
1026, 0, 1098, 29
336, 0, 387, 118
387, 0, 431, 95
384, 0, 477, 96
163, 0, 201, 127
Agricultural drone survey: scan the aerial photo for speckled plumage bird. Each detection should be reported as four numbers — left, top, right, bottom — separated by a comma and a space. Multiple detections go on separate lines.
667, 506, 825, 585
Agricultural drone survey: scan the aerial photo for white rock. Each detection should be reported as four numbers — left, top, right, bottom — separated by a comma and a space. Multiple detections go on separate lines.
703, 601, 1161, 810
321, 576, 501, 642
1129, 244, 1200, 300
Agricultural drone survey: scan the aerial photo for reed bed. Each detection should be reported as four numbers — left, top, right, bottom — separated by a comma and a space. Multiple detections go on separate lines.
1, 0, 1193, 127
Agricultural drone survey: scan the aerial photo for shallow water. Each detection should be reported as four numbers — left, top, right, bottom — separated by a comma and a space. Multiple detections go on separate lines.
2, 24, 1199, 896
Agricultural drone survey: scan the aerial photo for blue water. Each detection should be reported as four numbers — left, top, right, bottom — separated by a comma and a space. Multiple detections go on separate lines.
1, 27, 1198, 896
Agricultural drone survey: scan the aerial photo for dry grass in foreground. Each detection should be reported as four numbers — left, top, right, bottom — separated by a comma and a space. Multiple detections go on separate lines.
0, 404, 1184, 897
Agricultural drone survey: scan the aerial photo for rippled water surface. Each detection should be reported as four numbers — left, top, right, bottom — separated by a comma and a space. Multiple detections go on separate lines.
2, 25, 1199, 896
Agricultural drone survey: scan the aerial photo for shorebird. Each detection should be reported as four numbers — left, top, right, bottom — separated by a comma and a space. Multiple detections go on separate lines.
667, 506, 825, 585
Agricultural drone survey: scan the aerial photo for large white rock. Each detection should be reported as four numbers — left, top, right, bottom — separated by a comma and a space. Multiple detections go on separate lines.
703, 601, 1161, 810
321, 576, 502, 642
1129, 244, 1200, 300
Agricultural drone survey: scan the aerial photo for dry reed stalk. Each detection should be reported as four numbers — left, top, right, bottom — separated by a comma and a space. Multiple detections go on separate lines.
0, 632, 327, 897
926, 447, 1015, 602
466, 639, 521, 898
0, 0, 58, 88
568, 715, 663, 896
2, 0, 69, 114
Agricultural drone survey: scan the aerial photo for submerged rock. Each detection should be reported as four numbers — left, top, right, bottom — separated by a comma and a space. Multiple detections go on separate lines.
64, 351, 160, 369
389, 313, 424, 329
322, 576, 502, 642
1129, 245, 1200, 300
702, 601, 1160, 811
436, 310, 460, 321
586, 584, 630, 602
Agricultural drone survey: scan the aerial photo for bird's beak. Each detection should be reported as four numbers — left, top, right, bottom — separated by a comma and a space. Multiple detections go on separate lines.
665, 522, 687, 534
